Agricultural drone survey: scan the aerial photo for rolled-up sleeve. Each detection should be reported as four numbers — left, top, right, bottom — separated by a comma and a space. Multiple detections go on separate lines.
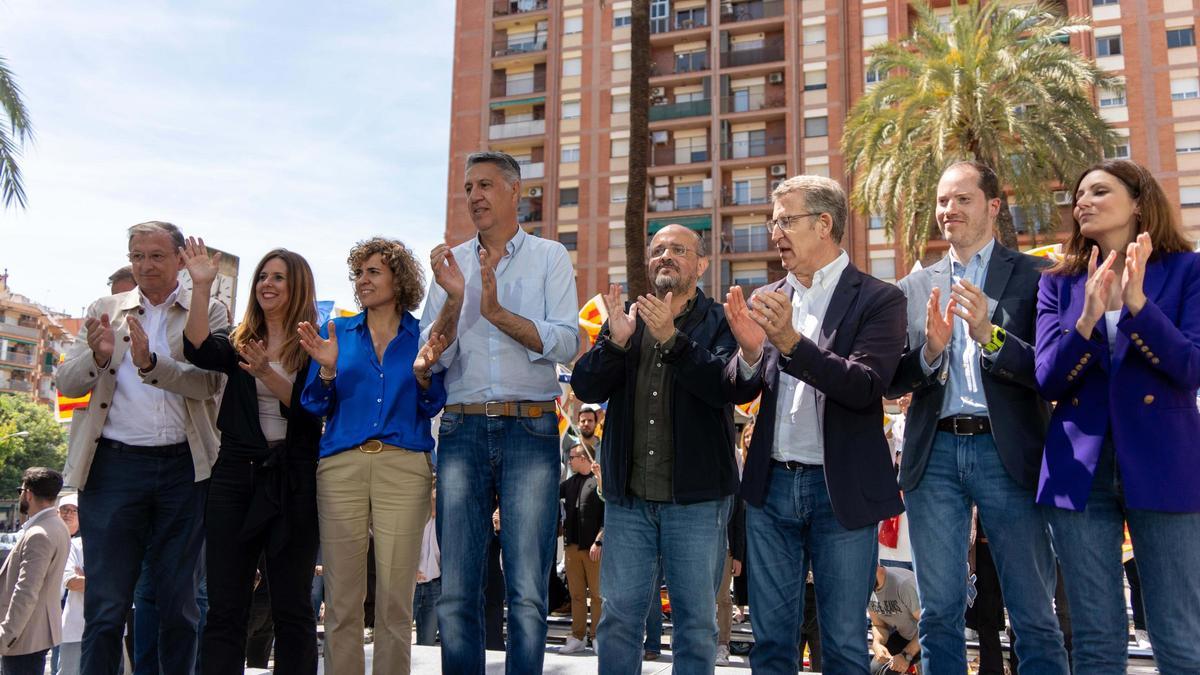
420, 282, 460, 372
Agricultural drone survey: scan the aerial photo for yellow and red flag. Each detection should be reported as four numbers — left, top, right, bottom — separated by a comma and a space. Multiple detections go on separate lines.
1025, 243, 1063, 261
578, 294, 609, 347
57, 392, 89, 422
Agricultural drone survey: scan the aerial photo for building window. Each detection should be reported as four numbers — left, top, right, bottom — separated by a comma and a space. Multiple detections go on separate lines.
613, 11, 632, 28
613, 50, 632, 70
611, 138, 630, 158
732, 224, 770, 252
561, 144, 580, 163
611, 183, 628, 203
1180, 186, 1200, 207
1095, 35, 1122, 56
612, 94, 631, 113
863, 16, 888, 38
562, 57, 582, 77
1167, 27, 1196, 49
1104, 143, 1130, 159
558, 232, 578, 250
1092, 0, 1118, 5
675, 182, 705, 209
1171, 77, 1200, 100
562, 100, 581, 119
804, 69, 827, 91
560, 187, 579, 206
1098, 88, 1126, 107
732, 269, 769, 289
869, 214, 885, 230
865, 67, 886, 86
1177, 131, 1200, 154
609, 227, 626, 249
804, 116, 829, 138
564, 16, 583, 35
802, 25, 825, 45
870, 257, 896, 280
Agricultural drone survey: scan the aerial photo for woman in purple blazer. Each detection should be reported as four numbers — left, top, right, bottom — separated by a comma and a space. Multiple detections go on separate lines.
1035, 159, 1200, 675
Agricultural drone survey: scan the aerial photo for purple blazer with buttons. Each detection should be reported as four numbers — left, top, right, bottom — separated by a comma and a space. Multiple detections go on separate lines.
1034, 250, 1200, 513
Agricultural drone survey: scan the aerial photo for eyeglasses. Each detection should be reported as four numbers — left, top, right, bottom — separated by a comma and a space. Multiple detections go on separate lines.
128, 252, 171, 265
58, 506, 78, 514
765, 213, 822, 233
648, 244, 696, 259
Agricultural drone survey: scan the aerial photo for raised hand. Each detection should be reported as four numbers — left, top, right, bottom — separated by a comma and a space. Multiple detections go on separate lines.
479, 248, 502, 321
126, 315, 153, 370
413, 332, 449, 387
179, 236, 222, 288
637, 292, 676, 344
236, 339, 274, 379
749, 290, 800, 354
1077, 246, 1118, 337
297, 321, 339, 370
431, 244, 465, 300
724, 286, 766, 364
601, 283, 638, 348
1122, 232, 1152, 316
922, 287, 955, 364
85, 313, 116, 366
951, 279, 995, 346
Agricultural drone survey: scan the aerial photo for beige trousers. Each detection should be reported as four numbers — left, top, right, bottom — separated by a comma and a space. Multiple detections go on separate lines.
564, 544, 602, 640
317, 446, 432, 675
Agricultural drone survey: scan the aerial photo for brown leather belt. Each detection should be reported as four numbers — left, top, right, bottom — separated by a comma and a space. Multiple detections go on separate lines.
444, 400, 555, 418
936, 415, 992, 436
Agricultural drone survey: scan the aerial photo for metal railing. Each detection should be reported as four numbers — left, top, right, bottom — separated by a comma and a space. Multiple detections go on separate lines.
674, 52, 709, 73
651, 15, 710, 34
0, 379, 32, 392
0, 322, 40, 340
491, 74, 546, 98
721, 135, 786, 159
519, 162, 545, 180
719, 91, 785, 114
489, 119, 545, 140
720, 0, 784, 23
0, 351, 35, 366
493, 0, 548, 17
649, 99, 711, 122
493, 40, 547, 57
651, 144, 709, 166
720, 41, 785, 68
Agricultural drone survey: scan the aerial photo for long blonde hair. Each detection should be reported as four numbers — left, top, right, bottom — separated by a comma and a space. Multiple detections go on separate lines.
230, 249, 318, 374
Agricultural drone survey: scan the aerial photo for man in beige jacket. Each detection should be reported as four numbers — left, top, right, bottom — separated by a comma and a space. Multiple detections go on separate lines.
57, 221, 227, 675
0, 467, 71, 675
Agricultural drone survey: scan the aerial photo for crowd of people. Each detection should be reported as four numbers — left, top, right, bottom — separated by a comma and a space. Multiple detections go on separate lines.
0, 150, 1196, 675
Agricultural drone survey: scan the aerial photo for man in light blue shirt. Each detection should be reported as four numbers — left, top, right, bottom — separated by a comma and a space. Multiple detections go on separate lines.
420, 150, 578, 674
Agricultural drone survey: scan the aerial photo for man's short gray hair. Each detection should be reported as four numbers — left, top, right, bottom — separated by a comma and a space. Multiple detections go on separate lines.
466, 151, 522, 186
107, 265, 134, 286
771, 175, 848, 244
127, 221, 185, 250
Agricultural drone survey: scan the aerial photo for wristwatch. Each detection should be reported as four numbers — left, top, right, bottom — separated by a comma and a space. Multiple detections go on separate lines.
982, 325, 1006, 354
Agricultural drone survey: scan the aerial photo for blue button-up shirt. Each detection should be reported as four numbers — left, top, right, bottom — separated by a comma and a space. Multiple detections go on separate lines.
301, 311, 446, 458
922, 238, 996, 417
420, 227, 579, 404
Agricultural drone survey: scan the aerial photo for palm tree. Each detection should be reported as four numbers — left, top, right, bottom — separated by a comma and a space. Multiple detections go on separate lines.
842, 0, 1119, 262
0, 55, 31, 209
623, 0, 650, 298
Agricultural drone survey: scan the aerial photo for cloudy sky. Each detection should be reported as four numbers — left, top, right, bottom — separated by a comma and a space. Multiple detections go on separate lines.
0, 1, 454, 317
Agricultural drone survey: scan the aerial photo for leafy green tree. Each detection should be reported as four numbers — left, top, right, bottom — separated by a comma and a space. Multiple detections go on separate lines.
0, 395, 67, 495
0, 55, 32, 208
842, 0, 1119, 262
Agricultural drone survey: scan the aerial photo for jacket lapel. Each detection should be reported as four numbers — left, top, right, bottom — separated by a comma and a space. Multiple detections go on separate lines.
983, 244, 1014, 321
818, 263, 861, 351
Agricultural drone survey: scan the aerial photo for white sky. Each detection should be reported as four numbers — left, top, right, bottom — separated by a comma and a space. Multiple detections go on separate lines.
0, 1, 455, 318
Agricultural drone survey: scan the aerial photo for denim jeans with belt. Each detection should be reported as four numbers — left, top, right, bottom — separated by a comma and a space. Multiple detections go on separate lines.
413, 577, 441, 646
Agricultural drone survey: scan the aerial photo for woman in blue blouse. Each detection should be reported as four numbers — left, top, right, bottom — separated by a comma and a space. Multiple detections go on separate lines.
298, 238, 447, 675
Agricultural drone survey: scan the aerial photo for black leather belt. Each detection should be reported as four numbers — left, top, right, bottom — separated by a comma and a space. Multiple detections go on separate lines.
771, 458, 823, 471
936, 415, 992, 436
99, 437, 190, 457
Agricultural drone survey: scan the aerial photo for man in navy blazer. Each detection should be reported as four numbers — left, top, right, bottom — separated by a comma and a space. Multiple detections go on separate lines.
886, 161, 1068, 674
723, 175, 906, 674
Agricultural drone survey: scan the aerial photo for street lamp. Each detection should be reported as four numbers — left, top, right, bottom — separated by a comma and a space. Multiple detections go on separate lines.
0, 431, 29, 442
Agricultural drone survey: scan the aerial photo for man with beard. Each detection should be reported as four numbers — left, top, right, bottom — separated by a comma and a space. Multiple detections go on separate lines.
561, 404, 602, 478
572, 224, 749, 673
0, 468, 71, 675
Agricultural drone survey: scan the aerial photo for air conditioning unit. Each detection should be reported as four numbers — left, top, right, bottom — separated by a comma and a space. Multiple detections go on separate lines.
770, 178, 784, 191
652, 130, 669, 145
1053, 190, 1071, 206
528, 187, 542, 197
767, 72, 784, 84
650, 87, 666, 98
770, 164, 787, 177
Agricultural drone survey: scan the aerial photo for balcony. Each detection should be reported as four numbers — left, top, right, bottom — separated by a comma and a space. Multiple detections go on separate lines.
491, 72, 547, 99
723, 186, 771, 206
493, 39, 547, 58
731, 227, 773, 253
649, 99, 712, 122
0, 379, 32, 393
518, 197, 543, 223
674, 51, 709, 74
650, 191, 711, 212
652, 14, 709, 34
720, 90, 785, 114
721, 135, 786, 160
651, 143, 710, 167
0, 351, 35, 367
493, 0, 548, 17
0, 321, 40, 341
720, 0, 784, 23
519, 162, 545, 180
489, 119, 545, 140
720, 41, 785, 68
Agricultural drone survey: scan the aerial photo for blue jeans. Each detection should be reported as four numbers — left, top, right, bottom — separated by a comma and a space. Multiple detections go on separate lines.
1044, 440, 1200, 675
80, 444, 206, 675
413, 577, 442, 646
905, 432, 1067, 675
435, 412, 560, 674
746, 465, 877, 674
597, 495, 731, 675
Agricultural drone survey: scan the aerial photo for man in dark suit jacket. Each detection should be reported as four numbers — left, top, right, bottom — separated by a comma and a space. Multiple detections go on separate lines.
723, 175, 906, 674
885, 161, 1068, 674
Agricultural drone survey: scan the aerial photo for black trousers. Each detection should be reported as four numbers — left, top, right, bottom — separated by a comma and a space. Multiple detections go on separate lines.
200, 454, 319, 675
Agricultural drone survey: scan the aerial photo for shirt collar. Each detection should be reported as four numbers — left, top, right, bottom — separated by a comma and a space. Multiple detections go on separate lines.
471, 225, 526, 260
786, 249, 849, 295
139, 282, 183, 311
949, 237, 996, 271
20, 507, 55, 532
343, 309, 416, 337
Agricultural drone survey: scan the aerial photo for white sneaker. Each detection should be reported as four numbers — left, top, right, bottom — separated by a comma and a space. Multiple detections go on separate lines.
715, 644, 730, 666
1135, 628, 1152, 649
561, 636, 587, 654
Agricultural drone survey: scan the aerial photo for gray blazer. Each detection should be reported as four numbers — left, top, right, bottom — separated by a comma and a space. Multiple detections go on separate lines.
886, 243, 1050, 492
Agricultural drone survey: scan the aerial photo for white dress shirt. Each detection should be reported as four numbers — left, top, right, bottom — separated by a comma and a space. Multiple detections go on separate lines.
417, 517, 440, 583
101, 286, 188, 446
61, 537, 84, 643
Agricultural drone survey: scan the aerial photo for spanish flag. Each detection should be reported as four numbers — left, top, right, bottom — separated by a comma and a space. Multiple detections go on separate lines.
57, 393, 89, 422
578, 294, 609, 346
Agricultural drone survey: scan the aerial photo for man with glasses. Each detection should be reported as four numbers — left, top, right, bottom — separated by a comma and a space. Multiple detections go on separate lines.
557, 445, 604, 655
722, 175, 907, 673
573, 223, 749, 673
58, 221, 226, 674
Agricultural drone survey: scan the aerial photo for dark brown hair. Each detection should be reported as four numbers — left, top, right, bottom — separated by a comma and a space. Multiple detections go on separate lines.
347, 238, 425, 312
231, 249, 318, 374
22, 467, 64, 501
1050, 160, 1194, 276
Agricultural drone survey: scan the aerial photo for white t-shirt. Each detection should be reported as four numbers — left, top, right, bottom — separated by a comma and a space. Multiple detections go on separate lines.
61, 537, 85, 643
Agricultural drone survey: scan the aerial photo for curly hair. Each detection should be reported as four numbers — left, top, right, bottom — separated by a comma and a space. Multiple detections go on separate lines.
347, 237, 425, 312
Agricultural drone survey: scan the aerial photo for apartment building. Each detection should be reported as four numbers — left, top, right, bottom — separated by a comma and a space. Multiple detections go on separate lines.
446, 0, 1200, 303
0, 272, 69, 411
